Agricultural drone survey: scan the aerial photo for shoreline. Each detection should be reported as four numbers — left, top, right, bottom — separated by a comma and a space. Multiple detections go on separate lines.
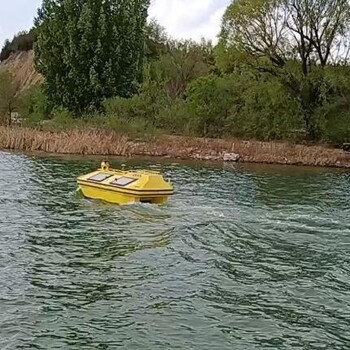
1, 126, 350, 168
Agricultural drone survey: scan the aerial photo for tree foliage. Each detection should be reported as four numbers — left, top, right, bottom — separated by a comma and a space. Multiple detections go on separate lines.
145, 18, 169, 60
2, 0, 350, 144
218, 0, 350, 139
144, 39, 215, 101
0, 29, 35, 62
34, 0, 150, 114
0, 71, 20, 125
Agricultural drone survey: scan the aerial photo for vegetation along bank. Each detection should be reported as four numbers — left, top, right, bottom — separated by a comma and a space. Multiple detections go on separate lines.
1, 126, 350, 168
0, 0, 350, 167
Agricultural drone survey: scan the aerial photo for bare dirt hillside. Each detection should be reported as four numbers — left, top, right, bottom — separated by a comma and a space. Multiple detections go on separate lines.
0, 50, 43, 91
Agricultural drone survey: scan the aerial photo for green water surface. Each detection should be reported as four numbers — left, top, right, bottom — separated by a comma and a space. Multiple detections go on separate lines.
0, 151, 350, 349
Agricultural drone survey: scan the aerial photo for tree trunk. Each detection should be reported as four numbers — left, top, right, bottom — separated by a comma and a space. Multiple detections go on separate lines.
303, 108, 317, 141
300, 79, 321, 141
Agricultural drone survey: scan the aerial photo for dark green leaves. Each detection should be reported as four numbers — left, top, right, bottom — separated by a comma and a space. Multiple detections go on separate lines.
34, 0, 150, 114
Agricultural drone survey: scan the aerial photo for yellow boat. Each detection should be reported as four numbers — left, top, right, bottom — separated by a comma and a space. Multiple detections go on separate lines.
77, 161, 174, 205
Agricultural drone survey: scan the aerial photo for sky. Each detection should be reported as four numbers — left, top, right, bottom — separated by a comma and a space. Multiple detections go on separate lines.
0, 0, 230, 46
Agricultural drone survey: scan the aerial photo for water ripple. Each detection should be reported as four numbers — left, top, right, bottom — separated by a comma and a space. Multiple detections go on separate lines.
0, 152, 350, 349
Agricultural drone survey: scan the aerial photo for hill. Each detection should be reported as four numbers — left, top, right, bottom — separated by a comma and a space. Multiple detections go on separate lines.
0, 50, 43, 91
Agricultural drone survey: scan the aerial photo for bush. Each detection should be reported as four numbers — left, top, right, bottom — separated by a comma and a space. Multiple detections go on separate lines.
103, 95, 149, 120
34, 107, 87, 131
98, 115, 158, 135
156, 99, 191, 134
103, 90, 167, 126
226, 77, 301, 140
51, 107, 75, 126
186, 73, 301, 140
0, 71, 19, 124
18, 86, 51, 125
187, 75, 243, 137
317, 98, 350, 145
312, 66, 350, 145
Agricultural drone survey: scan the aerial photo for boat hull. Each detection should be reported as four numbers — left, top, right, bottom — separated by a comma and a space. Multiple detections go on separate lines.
77, 163, 174, 205
78, 183, 170, 205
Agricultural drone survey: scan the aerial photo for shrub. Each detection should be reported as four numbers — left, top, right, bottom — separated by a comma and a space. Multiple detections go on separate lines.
317, 98, 350, 145
0, 71, 19, 124
187, 75, 241, 137
156, 99, 191, 134
103, 95, 149, 120
186, 73, 302, 140
18, 86, 51, 124
226, 77, 301, 140
51, 107, 75, 126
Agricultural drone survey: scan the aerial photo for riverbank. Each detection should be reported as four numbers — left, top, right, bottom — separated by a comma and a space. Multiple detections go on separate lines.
0, 126, 349, 168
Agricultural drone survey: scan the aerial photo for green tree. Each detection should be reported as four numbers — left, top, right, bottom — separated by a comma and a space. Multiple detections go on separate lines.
0, 71, 19, 125
144, 18, 169, 61
217, 0, 350, 140
0, 29, 36, 62
0, 40, 11, 62
34, 0, 150, 114
144, 39, 215, 101
17, 86, 51, 124
187, 76, 236, 136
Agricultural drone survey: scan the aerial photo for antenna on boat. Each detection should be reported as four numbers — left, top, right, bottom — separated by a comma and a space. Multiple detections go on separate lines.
101, 159, 110, 171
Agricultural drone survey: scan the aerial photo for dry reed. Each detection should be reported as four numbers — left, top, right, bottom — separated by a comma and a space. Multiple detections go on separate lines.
0, 126, 349, 168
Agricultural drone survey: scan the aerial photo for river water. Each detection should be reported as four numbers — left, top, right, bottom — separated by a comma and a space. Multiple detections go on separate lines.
0, 151, 350, 349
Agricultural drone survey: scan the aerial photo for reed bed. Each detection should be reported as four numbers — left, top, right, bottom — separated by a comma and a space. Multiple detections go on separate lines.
0, 126, 349, 168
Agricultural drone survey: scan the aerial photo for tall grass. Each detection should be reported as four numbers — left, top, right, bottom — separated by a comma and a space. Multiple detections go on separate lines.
0, 126, 130, 155
0, 126, 349, 167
